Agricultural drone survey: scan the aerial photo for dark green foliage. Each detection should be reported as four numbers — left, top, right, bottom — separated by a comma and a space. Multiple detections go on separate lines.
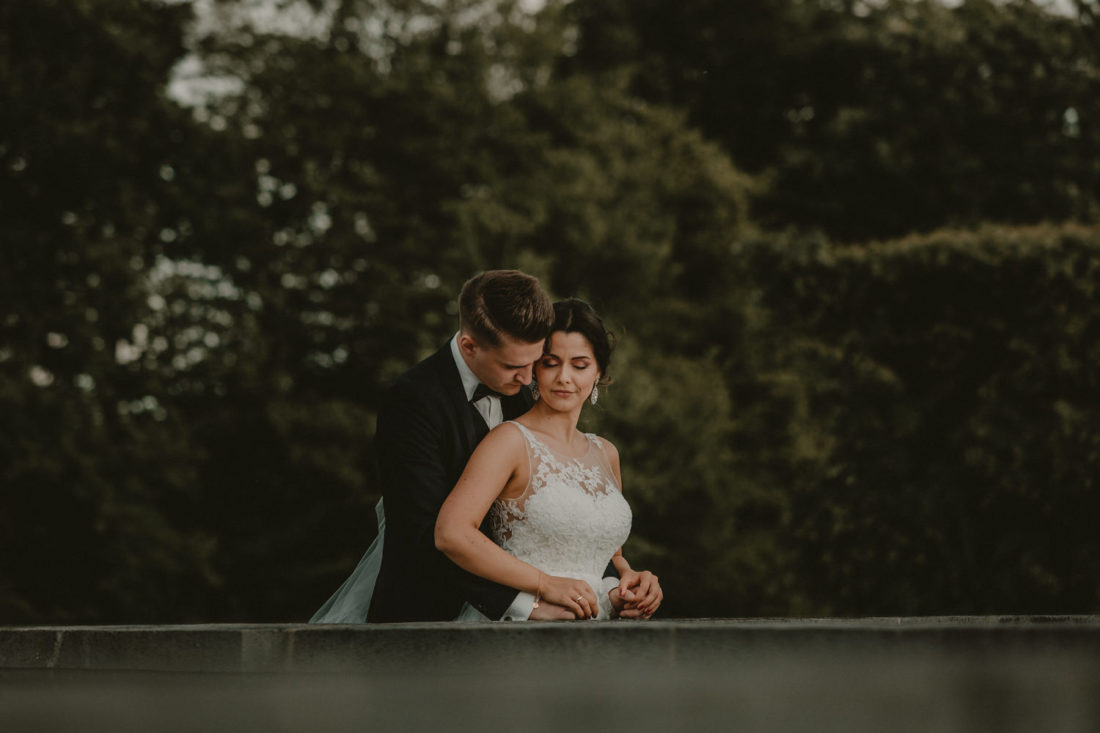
567, 0, 1100, 240
730, 224, 1100, 614
1, 0, 221, 621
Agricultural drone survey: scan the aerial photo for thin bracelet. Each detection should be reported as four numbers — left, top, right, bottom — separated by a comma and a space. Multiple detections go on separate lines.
533, 570, 543, 609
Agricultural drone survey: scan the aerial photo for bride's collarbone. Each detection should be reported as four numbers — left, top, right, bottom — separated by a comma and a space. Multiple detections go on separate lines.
515, 421, 591, 459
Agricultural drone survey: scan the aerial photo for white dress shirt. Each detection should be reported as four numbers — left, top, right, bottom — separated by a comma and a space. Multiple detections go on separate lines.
450, 333, 503, 429
449, 333, 535, 620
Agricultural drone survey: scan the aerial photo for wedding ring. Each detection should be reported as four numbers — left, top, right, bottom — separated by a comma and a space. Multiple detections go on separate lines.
574, 595, 583, 602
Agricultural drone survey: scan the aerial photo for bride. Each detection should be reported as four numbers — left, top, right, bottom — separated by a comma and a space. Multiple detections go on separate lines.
435, 298, 662, 620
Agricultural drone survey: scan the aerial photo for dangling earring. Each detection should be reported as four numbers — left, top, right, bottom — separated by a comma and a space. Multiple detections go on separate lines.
530, 379, 540, 401
589, 385, 599, 405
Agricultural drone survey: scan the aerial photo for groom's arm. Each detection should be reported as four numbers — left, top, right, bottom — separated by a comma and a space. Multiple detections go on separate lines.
377, 381, 521, 619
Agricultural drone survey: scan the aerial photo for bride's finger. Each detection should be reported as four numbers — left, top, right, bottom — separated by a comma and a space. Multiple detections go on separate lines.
583, 584, 600, 618
619, 575, 644, 600
561, 583, 587, 618
644, 590, 663, 615
564, 582, 589, 619
576, 590, 594, 619
635, 576, 659, 605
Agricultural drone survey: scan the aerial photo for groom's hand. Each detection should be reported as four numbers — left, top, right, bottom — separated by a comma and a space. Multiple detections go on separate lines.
529, 600, 578, 620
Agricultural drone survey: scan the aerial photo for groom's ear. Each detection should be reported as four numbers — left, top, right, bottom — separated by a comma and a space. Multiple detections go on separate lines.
457, 332, 480, 357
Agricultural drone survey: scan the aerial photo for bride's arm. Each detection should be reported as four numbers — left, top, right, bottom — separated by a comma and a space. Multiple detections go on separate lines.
435, 425, 601, 619
599, 437, 664, 618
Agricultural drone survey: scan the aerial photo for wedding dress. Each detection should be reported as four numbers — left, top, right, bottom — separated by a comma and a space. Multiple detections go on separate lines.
456, 421, 632, 620
309, 498, 385, 623
311, 421, 632, 623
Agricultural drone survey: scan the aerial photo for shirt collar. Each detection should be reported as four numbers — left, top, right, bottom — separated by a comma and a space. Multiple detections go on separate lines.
450, 332, 483, 402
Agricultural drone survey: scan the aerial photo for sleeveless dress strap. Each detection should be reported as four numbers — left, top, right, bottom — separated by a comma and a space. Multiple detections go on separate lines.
508, 420, 535, 443
503, 421, 536, 502
585, 433, 621, 490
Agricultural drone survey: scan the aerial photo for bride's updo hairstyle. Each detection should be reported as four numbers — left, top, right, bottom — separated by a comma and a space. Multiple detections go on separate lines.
550, 298, 615, 385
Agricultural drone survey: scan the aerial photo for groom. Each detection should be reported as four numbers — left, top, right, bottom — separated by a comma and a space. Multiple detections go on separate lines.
368, 269, 578, 621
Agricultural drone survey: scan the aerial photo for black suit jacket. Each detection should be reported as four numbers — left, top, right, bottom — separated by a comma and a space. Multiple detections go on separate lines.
367, 342, 535, 622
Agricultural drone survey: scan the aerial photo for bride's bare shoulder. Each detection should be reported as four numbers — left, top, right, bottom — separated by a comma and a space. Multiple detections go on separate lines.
475, 420, 528, 456
594, 435, 619, 460
482, 422, 532, 499
592, 435, 623, 490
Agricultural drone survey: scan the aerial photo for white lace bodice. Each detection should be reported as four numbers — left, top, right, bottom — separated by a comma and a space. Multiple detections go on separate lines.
488, 421, 632, 619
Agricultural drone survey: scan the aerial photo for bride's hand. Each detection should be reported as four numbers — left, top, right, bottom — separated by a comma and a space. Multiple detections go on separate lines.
614, 569, 662, 619
539, 574, 599, 619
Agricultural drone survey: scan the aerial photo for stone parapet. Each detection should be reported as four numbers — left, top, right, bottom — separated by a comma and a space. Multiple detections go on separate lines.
2, 615, 1100, 673
3, 618, 1099, 732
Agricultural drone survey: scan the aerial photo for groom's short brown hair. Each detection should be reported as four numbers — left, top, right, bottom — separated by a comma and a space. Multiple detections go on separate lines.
459, 270, 554, 347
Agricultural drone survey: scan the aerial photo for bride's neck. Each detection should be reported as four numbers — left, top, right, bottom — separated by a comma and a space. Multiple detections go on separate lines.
525, 401, 583, 445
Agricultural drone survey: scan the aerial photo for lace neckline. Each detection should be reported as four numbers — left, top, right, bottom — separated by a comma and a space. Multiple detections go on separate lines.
509, 421, 593, 461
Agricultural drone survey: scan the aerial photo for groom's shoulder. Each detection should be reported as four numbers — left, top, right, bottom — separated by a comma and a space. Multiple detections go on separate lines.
383, 344, 451, 402
394, 344, 448, 385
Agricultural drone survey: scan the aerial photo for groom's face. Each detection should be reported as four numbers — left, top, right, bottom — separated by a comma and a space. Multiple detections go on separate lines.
459, 332, 544, 395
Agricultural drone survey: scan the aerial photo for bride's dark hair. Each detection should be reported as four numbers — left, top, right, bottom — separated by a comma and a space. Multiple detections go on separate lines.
550, 298, 615, 385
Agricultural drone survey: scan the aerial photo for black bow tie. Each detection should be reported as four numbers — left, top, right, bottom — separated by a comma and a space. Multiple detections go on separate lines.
471, 383, 504, 403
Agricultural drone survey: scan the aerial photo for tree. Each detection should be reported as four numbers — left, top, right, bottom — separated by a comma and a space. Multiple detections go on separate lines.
0, 0, 223, 621
566, 0, 1100, 240
732, 223, 1100, 614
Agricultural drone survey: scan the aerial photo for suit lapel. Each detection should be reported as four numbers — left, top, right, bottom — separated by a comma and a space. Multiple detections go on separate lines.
433, 343, 534, 450
432, 343, 480, 456
502, 385, 535, 421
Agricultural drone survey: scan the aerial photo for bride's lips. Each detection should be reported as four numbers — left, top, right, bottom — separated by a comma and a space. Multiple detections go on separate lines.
551, 389, 574, 397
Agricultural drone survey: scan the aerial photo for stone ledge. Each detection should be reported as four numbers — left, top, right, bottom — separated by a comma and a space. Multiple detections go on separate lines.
4, 618, 1100, 733
3, 616, 1100, 674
